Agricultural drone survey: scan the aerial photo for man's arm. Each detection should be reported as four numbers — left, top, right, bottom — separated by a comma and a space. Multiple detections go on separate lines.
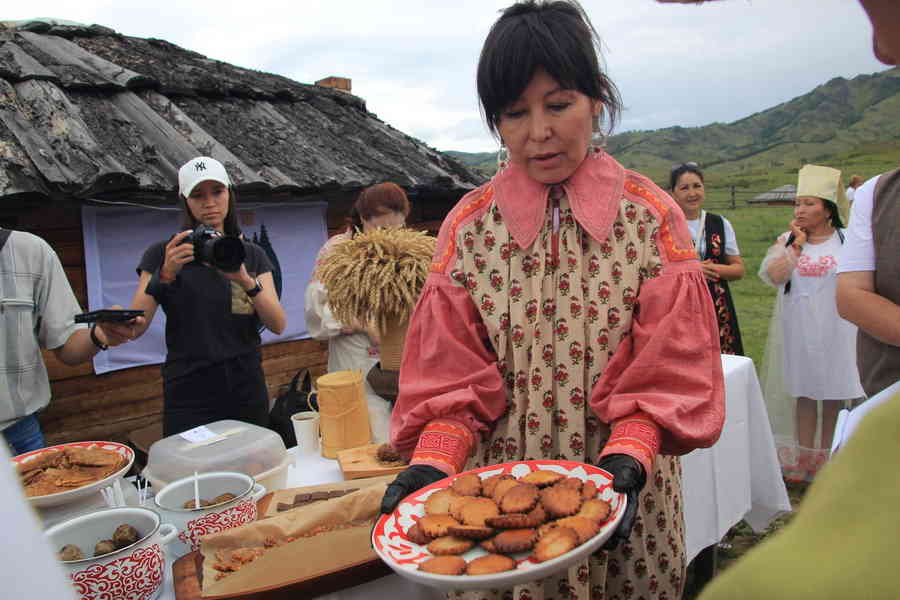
837, 271, 900, 346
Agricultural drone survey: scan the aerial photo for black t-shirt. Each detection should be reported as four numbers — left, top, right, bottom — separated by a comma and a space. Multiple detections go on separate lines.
137, 238, 273, 380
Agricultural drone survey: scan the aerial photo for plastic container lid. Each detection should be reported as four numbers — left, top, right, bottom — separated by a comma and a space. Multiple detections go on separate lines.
143, 420, 286, 488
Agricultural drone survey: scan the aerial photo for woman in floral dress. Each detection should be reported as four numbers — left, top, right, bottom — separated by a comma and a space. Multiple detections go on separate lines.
380, 2, 725, 599
669, 163, 745, 355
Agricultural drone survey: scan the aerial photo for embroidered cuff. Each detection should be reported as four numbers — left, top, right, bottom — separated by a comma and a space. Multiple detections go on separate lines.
598, 411, 661, 478
410, 419, 475, 476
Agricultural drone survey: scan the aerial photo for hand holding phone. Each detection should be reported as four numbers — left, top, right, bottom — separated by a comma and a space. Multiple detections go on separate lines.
74, 309, 145, 324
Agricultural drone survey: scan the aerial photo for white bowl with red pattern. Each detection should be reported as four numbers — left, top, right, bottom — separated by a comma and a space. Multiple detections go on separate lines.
153, 471, 266, 559
12, 441, 135, 509
372, 459, 627, 591
46, 506, 177, 600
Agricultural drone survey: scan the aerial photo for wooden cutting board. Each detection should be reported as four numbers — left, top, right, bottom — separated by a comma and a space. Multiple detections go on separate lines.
173, 493, 390, 599
336, 444, 407, 480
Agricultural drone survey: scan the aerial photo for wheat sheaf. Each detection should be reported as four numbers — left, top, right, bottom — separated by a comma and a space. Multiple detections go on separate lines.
317, 227, 436, 336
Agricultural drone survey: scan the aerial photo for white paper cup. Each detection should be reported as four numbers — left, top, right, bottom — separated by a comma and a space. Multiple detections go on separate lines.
291, 411, 320, 455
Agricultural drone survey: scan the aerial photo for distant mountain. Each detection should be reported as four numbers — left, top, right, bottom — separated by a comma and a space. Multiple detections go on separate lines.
446, 67, 900, 192
443, 151, 496, 179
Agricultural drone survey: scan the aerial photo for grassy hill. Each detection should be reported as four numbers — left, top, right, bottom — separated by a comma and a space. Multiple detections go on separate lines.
446, 67, 900, 195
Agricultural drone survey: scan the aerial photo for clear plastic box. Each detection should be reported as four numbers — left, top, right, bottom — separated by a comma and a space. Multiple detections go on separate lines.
143, 420, 288, 492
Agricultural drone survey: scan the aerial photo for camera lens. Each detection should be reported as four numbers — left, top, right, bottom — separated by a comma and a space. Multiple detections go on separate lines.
207, 237, 245, 272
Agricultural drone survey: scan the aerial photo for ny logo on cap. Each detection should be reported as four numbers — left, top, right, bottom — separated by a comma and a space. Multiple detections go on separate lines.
195, 161, 207, 172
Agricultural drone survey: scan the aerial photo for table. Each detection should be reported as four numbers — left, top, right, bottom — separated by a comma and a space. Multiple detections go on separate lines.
157, 353, 789, 599
681, 354, 792, 565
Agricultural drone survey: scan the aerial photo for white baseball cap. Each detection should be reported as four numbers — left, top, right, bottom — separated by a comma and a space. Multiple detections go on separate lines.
178, 156, 231, 198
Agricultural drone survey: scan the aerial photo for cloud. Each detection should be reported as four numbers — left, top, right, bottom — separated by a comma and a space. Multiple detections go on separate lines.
7, 0, 887, 153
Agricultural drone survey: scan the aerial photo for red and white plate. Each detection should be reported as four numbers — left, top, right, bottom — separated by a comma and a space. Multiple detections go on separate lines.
12, 441, 135, 509
372, 460, 627, 591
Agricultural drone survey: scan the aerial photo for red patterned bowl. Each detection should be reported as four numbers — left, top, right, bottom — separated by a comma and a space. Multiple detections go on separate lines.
13, 441, 135, 509
45, 506, 177, 600
372, 460, 627, 591
153, 471, 266, 558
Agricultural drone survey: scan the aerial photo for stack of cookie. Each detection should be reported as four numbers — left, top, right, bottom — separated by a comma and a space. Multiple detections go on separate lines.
410, 470, 612, 576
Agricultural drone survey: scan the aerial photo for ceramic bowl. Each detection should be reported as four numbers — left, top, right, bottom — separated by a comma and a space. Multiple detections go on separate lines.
46, 506, 177, 600
13, 441, 135, 508
153, 471, 266, 558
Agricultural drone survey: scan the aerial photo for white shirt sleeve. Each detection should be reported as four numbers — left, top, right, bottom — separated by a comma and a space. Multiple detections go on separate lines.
838, 175, 879, 273
721, 216, 740, 256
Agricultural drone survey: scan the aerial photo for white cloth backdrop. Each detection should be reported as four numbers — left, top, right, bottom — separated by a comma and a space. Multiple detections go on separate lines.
82, 202, 328, 374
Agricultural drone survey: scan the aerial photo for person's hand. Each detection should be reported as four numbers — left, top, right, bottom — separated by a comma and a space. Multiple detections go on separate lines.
220, 263, 252, 286
380, 465, 447, 514
597, 454, 646, 551
789, 219, 807, 255
162, 230, 194, 280
93, 305, 146, 347
700, 259, 720, 281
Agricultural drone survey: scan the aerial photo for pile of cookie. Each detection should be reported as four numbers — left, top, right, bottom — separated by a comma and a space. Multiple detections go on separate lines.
410, 469, 612, 576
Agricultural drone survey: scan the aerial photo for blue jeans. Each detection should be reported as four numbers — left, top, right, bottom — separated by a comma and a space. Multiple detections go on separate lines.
3, 414, 46, 456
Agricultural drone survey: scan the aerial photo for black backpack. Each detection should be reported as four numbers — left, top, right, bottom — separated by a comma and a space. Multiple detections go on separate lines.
269, 368, 318, 447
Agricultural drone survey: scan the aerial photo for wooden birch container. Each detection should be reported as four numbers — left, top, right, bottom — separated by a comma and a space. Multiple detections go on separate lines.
316, 370, 372, 458
378, 317, 409, 372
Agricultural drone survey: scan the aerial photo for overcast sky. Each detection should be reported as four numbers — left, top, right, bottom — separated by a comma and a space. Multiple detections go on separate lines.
7, 1, 887, 153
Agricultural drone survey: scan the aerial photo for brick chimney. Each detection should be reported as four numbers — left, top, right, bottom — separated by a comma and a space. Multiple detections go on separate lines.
315, 76, 352, 94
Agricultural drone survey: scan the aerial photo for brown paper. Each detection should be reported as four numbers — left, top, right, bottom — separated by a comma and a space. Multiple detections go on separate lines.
199, 483, 387, 596
263, 474, 395, 519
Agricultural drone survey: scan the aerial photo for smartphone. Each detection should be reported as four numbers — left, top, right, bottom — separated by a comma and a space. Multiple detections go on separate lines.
74, 309, 145, 324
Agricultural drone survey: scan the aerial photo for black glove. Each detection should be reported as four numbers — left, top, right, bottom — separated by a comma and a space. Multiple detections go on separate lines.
597, 454, 646, 551
380, 464, 447, 514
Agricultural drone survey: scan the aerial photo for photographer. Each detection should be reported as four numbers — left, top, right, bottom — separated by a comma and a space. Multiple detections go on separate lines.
108, 157, 286, 436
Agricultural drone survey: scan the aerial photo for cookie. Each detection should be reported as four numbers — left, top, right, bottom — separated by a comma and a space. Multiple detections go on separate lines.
555, 516, 600, 544
427, 535, 475, 556
499, 483, 539, 514
459, 497, 501, 526
581, 480, 598, 501
487, 503, 548, 529
491, 477, 521, 503
520, 470, 565, 488
558, 477, 583, 492
492, 528, 537, 553
450, 472, 482, 496
447, 524, 495, 539
418, 555, 466, 575
540, 485, 583, 518
418, 514, 460, 538
466, 553, 517, 575
425, 488, 459, 515
481, 473, 514, 498
480, 536, 499, 553
532, 526, 579, 562
449, 495, 475, 521
406, 522, 431, 545
578, 498, 612, 522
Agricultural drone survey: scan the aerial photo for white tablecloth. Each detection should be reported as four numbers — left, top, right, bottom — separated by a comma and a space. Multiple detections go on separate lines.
681, 354, 792, 563
158, 353, 790, 598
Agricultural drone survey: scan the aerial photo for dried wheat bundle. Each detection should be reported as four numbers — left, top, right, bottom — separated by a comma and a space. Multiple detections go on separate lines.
317, 227, 436, 335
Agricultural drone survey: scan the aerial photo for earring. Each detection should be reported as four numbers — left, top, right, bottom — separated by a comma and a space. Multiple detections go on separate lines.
590, 129, 606, 154
497, 143, 510, 172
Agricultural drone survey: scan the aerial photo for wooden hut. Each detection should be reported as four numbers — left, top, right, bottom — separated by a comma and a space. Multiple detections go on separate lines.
0, 19, 484, 447
750, 184, 796, 206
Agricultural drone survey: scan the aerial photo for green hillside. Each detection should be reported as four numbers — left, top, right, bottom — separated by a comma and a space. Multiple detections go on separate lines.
446, 67, 900, 195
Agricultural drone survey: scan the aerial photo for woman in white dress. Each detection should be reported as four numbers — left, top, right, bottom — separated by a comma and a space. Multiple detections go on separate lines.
759, 164, 864, 482
304, 183, 410, 443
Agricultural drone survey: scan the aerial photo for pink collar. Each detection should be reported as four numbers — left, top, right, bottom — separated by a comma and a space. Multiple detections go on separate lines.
491, 150, 625, 249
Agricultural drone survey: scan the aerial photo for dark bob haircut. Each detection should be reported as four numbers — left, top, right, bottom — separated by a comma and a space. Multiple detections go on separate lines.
669, 162, 704, 191
477, 0, 622, 137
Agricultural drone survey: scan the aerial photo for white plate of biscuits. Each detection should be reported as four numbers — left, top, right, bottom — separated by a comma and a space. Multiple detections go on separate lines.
372, 459, 626, 591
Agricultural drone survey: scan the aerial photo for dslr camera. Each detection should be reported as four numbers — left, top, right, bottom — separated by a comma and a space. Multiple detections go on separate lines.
182, 224, 246, 272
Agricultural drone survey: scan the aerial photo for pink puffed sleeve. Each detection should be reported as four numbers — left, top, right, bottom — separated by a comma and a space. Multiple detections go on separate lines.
389, 273, 508, 461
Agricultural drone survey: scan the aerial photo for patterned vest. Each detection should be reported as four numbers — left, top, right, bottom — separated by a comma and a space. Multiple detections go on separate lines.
857, 168, 900, 396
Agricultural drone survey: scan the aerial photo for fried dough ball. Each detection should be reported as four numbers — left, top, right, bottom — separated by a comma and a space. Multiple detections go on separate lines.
94, 539, 117, 557
212, 493, 237, 504
113, 524, 141, 548
59, 544, 84, 561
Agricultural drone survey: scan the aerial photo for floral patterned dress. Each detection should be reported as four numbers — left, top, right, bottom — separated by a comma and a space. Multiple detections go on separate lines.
391, 151, 725, 600
698, 213, 743, 356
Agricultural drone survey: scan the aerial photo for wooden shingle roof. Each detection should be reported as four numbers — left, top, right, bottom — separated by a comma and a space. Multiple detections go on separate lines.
0, 20, 483, 204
